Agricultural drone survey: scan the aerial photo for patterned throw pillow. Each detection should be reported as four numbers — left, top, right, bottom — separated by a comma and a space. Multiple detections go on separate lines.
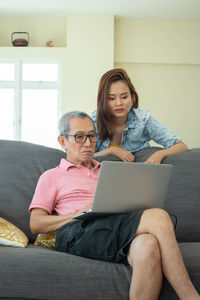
34, 232, 56, 248
0, 217, 29, 247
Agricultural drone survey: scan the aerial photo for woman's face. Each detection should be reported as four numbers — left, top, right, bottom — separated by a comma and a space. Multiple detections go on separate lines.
106, 80, 133, 120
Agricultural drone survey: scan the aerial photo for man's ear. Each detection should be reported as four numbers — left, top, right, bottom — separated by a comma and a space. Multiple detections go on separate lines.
58, 136, 67, 151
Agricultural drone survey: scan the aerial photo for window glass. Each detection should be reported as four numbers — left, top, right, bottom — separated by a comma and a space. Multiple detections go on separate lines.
22, 63, 58, 82
0, 63, 15, 81
21, 89, 58, 148
0, 60, 60, 148
0, 89, 14, 139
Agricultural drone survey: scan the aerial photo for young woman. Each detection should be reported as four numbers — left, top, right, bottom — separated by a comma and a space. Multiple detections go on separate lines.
90, 68, 188, 163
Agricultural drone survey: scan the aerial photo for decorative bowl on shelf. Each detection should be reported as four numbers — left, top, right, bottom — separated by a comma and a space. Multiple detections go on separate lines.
11, 32, 29, 47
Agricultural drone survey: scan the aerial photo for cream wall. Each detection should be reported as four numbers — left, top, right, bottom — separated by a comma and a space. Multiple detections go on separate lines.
115, 19, 200, 148
0, 14, 114, 116
63, 14, 114, 113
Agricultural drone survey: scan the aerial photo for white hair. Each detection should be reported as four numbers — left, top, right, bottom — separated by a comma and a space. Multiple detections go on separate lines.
58, 111, 94, 136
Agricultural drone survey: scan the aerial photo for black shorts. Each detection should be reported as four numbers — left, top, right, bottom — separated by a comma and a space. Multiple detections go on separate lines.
55, 211, 144, 264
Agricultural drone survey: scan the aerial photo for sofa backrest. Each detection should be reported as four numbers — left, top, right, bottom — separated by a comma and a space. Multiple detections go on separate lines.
0, 140, 200, 243
163, 149, 200, 242
0, 140, 66, 242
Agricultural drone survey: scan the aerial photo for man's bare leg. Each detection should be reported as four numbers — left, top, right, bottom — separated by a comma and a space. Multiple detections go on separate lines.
128, 233, 163, 300
135, 208, 200, 300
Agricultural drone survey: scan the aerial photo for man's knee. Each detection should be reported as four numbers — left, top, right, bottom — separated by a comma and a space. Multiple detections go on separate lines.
149, 208, 174, 230
137, 208, 174, 235
145, 208, 170, 219
128, 233, 161, 266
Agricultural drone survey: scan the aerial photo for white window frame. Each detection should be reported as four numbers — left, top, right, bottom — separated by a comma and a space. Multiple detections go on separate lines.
0, 58, 61, 144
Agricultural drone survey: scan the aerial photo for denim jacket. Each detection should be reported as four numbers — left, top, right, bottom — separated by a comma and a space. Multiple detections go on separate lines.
90, 108, 181, 153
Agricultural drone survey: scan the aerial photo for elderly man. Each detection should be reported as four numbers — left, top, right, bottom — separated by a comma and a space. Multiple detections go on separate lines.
30, 111, 199, 300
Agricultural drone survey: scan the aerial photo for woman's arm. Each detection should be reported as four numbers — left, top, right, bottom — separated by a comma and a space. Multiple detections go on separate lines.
145, 141, 188, 164
94, 147, 135, 162
93, 147, 113, 157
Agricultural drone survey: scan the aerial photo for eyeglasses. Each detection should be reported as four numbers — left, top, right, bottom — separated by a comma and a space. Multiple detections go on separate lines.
63, 133, 97, 143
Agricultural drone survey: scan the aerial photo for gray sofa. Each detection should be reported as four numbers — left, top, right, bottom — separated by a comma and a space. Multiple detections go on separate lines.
0, 139, 200, 300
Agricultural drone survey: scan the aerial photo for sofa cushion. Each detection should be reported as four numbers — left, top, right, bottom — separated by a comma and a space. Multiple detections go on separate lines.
159, 242, 200, 299
0, 245, 130, 300
163, 149, 200, 242
0, 217, 28, 247
0, 243, 199, 299
0, 140, 66, 243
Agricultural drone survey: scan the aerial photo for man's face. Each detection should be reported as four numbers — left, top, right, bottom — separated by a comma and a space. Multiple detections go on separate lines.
60, 117, 96, 165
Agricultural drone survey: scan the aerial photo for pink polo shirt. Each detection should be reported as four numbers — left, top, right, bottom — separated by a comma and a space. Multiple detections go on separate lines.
29, 158, 101, 215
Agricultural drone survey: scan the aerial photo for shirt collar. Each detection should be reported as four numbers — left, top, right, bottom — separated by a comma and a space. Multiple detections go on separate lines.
59, 158, 101, 171
126, 108, 137, 129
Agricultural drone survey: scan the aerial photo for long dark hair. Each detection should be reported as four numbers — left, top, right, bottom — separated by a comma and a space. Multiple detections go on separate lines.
97, 68, 139, 140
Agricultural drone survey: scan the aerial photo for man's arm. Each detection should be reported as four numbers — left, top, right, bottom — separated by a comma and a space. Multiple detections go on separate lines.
30, 203, 92, 234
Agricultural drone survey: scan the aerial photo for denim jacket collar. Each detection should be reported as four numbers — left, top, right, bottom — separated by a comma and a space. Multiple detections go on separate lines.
125, 109, 138, 130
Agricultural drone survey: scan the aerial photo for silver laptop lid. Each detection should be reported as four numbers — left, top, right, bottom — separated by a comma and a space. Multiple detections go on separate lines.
92, 161, 173, 213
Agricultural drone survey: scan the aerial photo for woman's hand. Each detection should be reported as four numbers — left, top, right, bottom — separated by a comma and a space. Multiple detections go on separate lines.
145, 142, 188, 164
110, 147, 135, 162
145, 151, 165, 164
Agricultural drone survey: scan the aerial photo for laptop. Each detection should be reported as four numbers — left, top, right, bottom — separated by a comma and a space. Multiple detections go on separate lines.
73, 161, 173, 220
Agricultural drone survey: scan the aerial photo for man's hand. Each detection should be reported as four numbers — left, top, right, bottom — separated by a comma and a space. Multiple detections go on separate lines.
110, 147, 135, 162
74, 202, 92, 216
